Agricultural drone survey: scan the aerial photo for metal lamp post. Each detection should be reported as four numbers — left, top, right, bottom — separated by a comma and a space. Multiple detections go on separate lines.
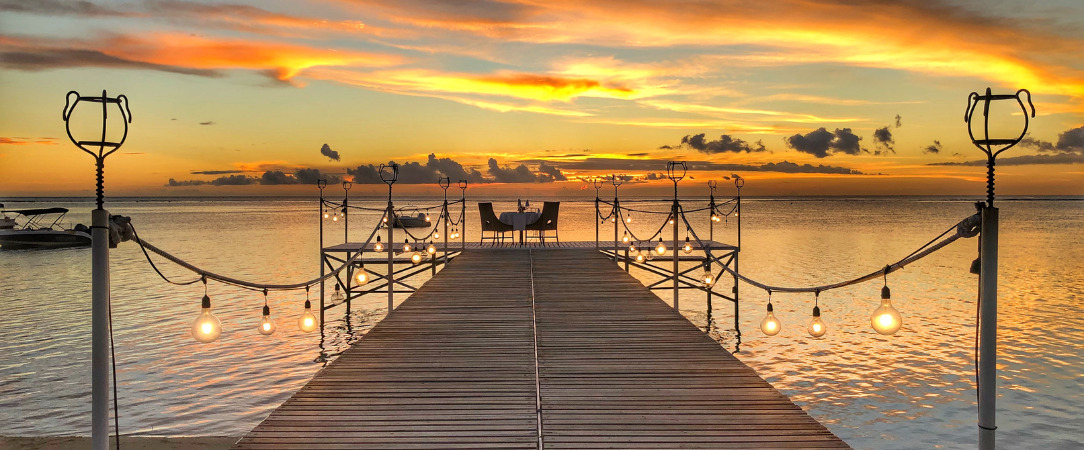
439, 177, 451, 266
380, 164, 398, 314
965, 87, 1034, 450
317, 179, 327, 330
593, 179, 604, 252
458, 180, 467, 251
611, 174, 623, 263
63, 90, 131, 450
666, 162, 686, 310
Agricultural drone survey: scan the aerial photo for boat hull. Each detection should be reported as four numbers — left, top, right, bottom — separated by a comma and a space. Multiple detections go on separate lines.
0, 230, 92, 250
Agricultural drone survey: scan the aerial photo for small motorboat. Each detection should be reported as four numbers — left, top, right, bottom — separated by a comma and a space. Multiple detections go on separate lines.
391, 211, 431, 228
0, 207, 91, 250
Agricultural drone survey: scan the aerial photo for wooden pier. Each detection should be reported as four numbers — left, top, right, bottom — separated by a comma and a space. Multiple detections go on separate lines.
234, 249, 848, 449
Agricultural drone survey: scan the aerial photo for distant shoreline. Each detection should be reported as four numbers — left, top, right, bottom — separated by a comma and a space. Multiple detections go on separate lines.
0, 436, 239, 449
3, 195, 1082, 202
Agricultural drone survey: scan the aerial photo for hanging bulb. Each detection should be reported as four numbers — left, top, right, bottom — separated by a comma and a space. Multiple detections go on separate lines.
382, 216, 388, 223
402, 239, 412, 253
621, 231, 629, 244
433, 231, 440, 239
426, 242, 437, 255
298, 299, 318, 333
760, 298, 781, 336
701, 266, 714, 287
424, 213, 431, 223
807, 305, 827, 338
259, 305, 277, 335
332, 215, 339, 222
355, 267, 369, 286
669, 218, 675, 225
191, 294, 221, 343
682, 236, 693, 254
626, 213, 632, 223
634, 253, 645, 263
340, 209, 345, 218
655, 237, 666, 256
628, 243, 637, 253
871, 285, 903, 335
330, 284, 345, 302
611, 216, 616, 223
710, 212, 720, 222
411, 251, 422, 264
323, 211, 329, 219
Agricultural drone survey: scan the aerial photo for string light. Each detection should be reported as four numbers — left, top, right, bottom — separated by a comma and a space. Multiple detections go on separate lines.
628, 243, 637, 253
807, 291, 827, 338
701, 262, 714, 287
373, 236, 383, 252
760, 290, 781, 336
433, 231, 439, 239
424, 213, 431, 223
682, 235, 693, 254
258, 288, 276, 335
322, 210, 329, 219
330, 284, 345, 303
621, 231, 630, 244
355, 264, 369, 286
871, 267, 903, 335
332, 215, 339, 222
298, 288, 318, 333
634, 253, 645, 263
402, 239, 411, 253
191, 276, 221, 343
654, 237, 666, 256
411, 251, 422, 264
426, 242, 437, 255
626, 213, 632, 223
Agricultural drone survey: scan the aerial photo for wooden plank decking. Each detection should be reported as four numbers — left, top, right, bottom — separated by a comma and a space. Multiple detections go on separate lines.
234, 249, 848, 449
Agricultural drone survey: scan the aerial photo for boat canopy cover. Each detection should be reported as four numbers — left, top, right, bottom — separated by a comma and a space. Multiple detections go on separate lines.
1, 207, 69, 216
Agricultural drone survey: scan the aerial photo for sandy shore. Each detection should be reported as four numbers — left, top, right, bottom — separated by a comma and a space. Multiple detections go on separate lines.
0, 436, 240, 449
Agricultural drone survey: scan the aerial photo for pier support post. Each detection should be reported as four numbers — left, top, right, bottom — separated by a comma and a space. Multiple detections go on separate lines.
978, 206, 998, 449
387, 204, 394, 314
91, 207, 110, 450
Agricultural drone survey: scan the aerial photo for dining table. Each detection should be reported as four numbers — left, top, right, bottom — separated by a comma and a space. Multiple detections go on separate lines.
498, 211, 541, 245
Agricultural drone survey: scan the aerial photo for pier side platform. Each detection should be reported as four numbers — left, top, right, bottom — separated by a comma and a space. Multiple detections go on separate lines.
234, 249, 848, 449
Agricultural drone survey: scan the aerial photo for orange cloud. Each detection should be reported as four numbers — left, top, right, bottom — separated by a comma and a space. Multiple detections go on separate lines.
100, 33, 403, 82
0, 137, 59, 145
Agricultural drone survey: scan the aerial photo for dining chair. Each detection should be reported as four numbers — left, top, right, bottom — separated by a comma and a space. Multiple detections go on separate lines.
526, 201, 559, 245
478, 202, 513, 245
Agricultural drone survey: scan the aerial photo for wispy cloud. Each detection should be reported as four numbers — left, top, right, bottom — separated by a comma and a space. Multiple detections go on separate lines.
0, 137, 58, 145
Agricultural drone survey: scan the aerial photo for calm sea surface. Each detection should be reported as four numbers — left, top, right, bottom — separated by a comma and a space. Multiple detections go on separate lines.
0, 195, 1081, 449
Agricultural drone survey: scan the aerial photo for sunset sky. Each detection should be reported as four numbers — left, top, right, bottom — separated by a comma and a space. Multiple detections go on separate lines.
0, 0, 1082, 197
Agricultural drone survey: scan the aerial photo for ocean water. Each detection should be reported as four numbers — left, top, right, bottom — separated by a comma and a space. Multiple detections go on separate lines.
0, 195, 1081, 449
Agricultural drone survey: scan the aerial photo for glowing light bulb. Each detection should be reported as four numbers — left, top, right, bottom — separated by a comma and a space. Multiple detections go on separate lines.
191, 295, 221, 343
682, 237, 693, 254
411, 252, 422, 264
611, 217, 616, 223
382, 216, 388, 223
355, 268, 369, 286
433, 231, 440, 239
425, 214, 431, 223
634, 253, 645, 263
807, 305, 827, 338
332, 215, 338, 222
330, 284, 345, 302
760, 303, 781, 336
628, 243, 637, 253
374, 236, 384, 252
323, 211, 329, 219
702, 269, 714, 287
871, 286, 902, 335
711, 214, 719, 222
259, 305, 276, 335
403, 241, 412, 253
669, 218, 674, 225
655, 238, 666, 256
621, 231, 629, 244
626, 215, 632, 223
427, 243, 437, 255
298, 300, 318, 333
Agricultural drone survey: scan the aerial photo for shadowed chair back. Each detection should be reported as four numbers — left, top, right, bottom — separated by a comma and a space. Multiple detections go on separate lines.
478, 203, 513, 232
526, 201, 559, 243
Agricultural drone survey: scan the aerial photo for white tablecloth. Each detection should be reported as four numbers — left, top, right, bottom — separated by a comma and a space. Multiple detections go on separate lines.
499, 211, 541, 230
